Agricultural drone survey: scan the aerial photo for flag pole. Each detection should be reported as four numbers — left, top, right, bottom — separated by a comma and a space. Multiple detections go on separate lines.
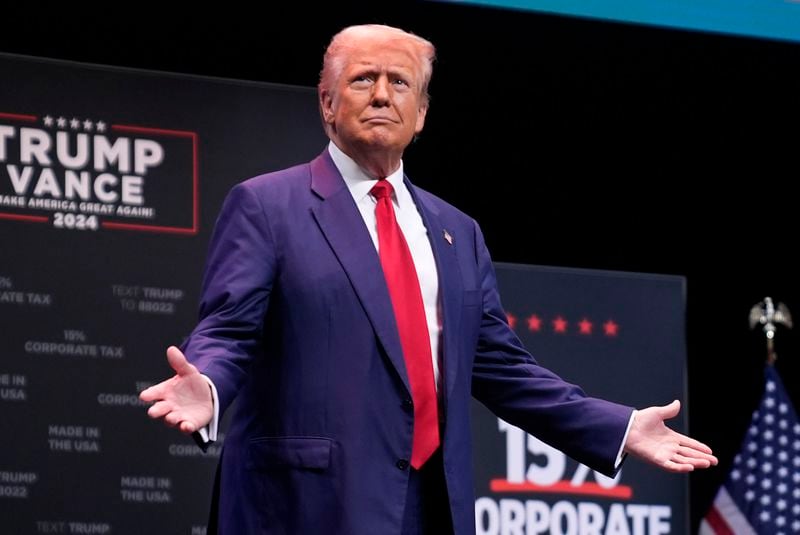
699, 297, 799, 535
748, 296, 793, 365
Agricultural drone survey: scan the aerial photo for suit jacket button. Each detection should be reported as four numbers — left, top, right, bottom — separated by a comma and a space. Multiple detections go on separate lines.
402, 398, 413, 411
396, 459, 409, 470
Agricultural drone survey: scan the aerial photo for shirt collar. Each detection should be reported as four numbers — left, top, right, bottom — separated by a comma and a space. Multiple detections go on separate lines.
328, 141, 408, 208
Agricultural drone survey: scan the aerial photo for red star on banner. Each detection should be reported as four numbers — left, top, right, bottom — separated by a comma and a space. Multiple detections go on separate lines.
578, 318, 593, 335
603, 320, 619, 337
526, 314, 542, 332
552, 316, 568, 334
505, 311, 517, 330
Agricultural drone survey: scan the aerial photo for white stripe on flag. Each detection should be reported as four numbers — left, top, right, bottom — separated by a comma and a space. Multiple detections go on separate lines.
698, 519, 716, 535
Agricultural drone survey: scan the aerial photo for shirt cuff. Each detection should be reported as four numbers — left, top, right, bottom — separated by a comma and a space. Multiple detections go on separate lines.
196, 374, 220, 443
614, 409, 637, 469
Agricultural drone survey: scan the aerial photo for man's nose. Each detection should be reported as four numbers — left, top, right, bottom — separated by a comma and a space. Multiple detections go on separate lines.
371, 76, 391, 106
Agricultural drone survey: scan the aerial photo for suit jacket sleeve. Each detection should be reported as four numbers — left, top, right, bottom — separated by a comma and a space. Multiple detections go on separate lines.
468, 220, 632, 477
180, 182, 277, 415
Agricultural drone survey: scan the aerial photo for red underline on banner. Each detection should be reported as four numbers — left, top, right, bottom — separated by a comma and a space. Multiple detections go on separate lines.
489, 479, 633, 499
100, 221, 196, 234
0, 212, 48, 223
0, 112, 37, 121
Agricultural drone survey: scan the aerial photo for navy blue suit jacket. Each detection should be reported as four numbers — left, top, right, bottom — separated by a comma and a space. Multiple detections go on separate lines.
181, 150, 632, 534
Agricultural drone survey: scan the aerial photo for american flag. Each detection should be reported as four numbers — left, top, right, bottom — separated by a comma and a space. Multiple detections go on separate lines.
700, 365, 800, 534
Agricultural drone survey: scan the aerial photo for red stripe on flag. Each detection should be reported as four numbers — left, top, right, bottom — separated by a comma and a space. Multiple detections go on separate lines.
704, 506, 735, 535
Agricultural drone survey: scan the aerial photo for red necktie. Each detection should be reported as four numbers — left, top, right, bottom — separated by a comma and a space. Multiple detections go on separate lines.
371, 179, 439, 469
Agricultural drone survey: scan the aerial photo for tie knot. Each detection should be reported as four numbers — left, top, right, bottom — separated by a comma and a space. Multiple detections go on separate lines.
371, 179, 394, 200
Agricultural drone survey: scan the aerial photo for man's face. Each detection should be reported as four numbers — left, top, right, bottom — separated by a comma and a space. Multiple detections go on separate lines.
321, 39, 428, 162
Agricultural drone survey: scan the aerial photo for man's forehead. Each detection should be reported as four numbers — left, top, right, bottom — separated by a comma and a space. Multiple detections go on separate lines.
344, 48, 419, 73
347, 58, 416, 71
346, 38, 418, 62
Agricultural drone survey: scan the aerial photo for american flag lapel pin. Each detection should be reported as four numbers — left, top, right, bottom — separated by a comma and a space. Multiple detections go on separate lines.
443, 229, 453, 245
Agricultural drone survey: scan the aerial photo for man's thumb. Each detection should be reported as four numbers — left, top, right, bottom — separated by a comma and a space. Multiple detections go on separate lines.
166, 346, 195, 376
660, 399, 681, 420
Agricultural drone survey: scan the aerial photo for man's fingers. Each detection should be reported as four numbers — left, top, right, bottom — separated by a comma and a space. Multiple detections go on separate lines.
163, 412, 181, 428
662, 460, 695, 473
673, 452, 711, 468
679, 436, 714, 455
147, 401, 198, 434
163, 411, 198, 434
670, 431, 718, 464
166, 346, 197, 377
179, 421, 197, 434
677, 444, 713, 458
139, 387, 157, 403
139, 379, 171, 402
147, 400, 173, 419
677, 445, 718, 465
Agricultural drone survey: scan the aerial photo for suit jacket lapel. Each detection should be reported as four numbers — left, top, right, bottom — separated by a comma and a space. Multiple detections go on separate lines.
309, 151, 411, 394
405, 177, 463, 412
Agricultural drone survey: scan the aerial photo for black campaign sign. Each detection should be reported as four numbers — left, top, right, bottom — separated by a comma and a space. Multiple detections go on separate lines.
0, 52, 326, 535
0, 113, 198, 234
473, 264, 688, 535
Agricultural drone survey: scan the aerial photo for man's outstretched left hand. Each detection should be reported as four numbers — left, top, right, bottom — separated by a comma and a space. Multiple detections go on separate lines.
624, 400, 718, 472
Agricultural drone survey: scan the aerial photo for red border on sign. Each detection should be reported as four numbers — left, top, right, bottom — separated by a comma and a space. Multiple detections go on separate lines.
103, 124, 199, 235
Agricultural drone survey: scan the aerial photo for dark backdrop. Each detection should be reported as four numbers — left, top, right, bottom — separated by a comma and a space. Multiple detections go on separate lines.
3, 2, 799, 531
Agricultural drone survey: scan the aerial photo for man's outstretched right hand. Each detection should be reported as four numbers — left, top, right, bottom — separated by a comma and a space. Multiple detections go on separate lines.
139, 346, 213, 434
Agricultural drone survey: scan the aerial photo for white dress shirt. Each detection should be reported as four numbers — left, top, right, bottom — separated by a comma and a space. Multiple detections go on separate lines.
328, 141, 443, 390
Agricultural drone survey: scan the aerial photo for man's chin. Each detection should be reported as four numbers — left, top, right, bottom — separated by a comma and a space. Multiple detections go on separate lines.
356, 132, 413, 151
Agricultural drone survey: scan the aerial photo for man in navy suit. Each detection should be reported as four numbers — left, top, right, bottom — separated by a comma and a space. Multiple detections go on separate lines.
140, 24, 717, 534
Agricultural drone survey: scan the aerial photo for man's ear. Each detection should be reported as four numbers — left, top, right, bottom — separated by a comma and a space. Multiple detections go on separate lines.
415, 102, 428, 134
320, 90, 335, 125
